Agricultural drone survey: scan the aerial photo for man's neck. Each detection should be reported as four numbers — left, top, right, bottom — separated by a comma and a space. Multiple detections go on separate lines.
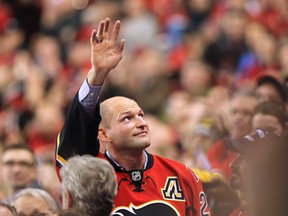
106, 150, 147, 171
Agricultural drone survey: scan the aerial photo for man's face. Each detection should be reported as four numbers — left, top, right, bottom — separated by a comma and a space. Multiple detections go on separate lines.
229, 154, 246, 190
256, 84, 283, 103
1, 149, 36, 190
229, 95, 258, 139
252, 113, 283, 136
104, 98, 151, 153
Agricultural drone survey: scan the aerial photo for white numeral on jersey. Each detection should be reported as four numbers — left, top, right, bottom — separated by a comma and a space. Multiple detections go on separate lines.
199, 192, 210, 216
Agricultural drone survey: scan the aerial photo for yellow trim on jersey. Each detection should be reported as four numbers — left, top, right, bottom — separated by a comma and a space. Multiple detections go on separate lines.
56, 133, 61, 150
56, 154, 67, 166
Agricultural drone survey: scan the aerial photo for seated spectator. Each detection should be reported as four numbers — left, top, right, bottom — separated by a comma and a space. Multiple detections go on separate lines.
227, 152, 248, 216
207, 89, 258, 178
255, 74, 288, 104
1, 144, 42, 203
225, 129, 266, 216
12, 188, 59, 216
0, 203, 18, 216
225, 129, 288, 216
251, 100, 288, 136
59, 155, 117, 216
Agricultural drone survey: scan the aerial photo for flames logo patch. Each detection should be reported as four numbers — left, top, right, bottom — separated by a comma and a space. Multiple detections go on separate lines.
112, 200, 180, 216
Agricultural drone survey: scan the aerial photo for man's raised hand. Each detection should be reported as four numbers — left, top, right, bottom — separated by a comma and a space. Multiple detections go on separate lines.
88, 18, 125, 86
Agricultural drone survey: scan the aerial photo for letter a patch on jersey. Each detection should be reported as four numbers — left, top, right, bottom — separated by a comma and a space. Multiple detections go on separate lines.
161, 177, 185, 201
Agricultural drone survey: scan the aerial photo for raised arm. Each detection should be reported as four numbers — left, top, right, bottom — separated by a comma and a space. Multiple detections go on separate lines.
55, 18, 125, 176
87, 18, 125, 86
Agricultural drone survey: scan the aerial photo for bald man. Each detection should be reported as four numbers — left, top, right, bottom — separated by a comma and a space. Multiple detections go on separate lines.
55, 18, 209, 216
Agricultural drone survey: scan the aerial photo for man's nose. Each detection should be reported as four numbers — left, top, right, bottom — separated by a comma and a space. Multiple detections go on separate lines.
136, 117, 147, 127
11, 164, 22, 171
230, 155, 240, 168
234, 111, 245, 118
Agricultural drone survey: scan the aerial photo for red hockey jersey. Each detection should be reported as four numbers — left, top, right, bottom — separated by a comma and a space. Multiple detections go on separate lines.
55, 94, 210, 216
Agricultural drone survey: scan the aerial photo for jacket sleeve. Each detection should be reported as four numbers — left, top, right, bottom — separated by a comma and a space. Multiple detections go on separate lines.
55, 92, 101, 177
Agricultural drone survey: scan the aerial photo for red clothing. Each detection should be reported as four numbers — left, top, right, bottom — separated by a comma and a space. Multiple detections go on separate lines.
98, 153, 206, 215
207, 139, 237, 178
55, 94, 210, 216
253, 8, 288, 38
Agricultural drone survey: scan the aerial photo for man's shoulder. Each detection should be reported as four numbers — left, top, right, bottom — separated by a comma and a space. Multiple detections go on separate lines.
152, 154, 183, 164
151, 154, 201, 185
151, 154, 192, 173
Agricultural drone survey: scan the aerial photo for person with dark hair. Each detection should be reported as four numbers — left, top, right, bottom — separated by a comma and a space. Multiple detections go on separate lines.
225, 129, 265, 216
251, 100, 288, 136
1, 144, 42, 204
227, 152, 248, 216
60, 155, 117, 216
225, 129, 288, 216
55, 17, 209, 216
255, 75, 288, 104
0, 202, 18, 216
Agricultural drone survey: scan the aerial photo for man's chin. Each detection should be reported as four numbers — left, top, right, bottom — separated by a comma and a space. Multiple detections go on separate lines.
142, 143, 151, 151
138, 139, 151, 149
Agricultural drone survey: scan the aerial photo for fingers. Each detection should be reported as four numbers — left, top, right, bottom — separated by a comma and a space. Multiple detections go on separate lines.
91, 18, 124, 49
97, 20, 105, 37
91, 18, 109, 44
91, 29, 104, 44
103, 18, 110, 40
97, 18, 110, 42
90, 29, 97, 43
117, 39, 125, 53
111, 20, 121, 45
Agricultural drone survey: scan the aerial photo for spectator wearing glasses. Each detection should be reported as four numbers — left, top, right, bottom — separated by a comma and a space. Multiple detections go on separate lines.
1, 144, 42, 204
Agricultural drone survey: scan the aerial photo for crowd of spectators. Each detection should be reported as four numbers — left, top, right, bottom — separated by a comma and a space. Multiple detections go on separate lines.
0, 0, 288, 215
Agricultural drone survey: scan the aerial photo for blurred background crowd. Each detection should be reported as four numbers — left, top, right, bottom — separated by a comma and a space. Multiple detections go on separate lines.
0, 0, 288, 215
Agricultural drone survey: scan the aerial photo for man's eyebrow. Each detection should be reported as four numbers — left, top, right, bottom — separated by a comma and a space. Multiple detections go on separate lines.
120, 109, 144, 115
3, 159, 32, 162
119, 111, 131, 116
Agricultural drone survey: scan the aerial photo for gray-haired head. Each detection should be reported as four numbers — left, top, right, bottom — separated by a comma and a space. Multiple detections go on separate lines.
60, 155, 117, 216
12, 188, 59, 213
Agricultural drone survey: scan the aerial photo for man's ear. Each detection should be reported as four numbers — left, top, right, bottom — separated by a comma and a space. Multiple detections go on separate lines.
98, 128, 111, 141
62, 188, 73, 209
